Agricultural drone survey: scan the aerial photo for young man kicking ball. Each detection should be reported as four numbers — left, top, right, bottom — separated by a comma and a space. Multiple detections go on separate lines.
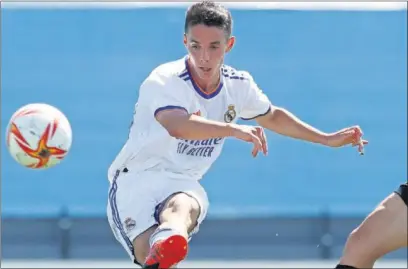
107, 1, 368, 268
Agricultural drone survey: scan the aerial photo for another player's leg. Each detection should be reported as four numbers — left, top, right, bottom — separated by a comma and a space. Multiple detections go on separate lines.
335, 183, 408, 269
143, 192, 201, 268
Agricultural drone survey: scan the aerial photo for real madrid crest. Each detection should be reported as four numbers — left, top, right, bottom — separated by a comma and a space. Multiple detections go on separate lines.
124, 217, 136, 232
224, 104, 236, 123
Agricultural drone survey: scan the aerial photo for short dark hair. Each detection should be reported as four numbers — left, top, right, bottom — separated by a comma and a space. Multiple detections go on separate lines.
184, 1, 233, 37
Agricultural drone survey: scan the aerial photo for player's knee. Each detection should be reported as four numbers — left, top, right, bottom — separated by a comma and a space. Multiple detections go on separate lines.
160, 192, 201, 232
340, 226, 380, 269
340, 218, 382, 265
345, 227, 365, 249
346, 222, 378, 255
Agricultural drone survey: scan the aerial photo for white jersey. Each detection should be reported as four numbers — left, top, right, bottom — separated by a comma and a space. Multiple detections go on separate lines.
108, 56, 273, 182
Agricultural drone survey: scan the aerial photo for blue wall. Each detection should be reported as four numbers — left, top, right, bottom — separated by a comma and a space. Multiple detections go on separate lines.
2, 8, 407, 218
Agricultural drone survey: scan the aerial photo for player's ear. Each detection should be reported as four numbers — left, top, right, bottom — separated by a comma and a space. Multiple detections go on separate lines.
225, 36, 235, 53
183, 34, 188, 47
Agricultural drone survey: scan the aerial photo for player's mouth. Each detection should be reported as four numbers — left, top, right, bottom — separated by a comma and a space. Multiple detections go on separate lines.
199, 67, 212, 73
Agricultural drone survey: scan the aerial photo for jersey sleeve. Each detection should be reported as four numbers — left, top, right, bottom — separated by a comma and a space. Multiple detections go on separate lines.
138, 73, 191, 117
240, 73, 274, 120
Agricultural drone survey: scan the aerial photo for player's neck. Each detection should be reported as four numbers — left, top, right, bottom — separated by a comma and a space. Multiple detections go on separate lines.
187, 59, 221, 93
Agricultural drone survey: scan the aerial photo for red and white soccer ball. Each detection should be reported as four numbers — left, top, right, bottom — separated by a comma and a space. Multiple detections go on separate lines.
5, 103, 73, 169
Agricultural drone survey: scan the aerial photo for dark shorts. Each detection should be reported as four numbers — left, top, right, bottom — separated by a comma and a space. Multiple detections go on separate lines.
394, 182, 408, 207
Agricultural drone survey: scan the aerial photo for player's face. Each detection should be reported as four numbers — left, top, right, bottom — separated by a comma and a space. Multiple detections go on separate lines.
184, 24, 235, 80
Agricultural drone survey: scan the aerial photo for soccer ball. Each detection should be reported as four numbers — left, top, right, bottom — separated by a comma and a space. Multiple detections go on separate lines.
5, 103, 73, 169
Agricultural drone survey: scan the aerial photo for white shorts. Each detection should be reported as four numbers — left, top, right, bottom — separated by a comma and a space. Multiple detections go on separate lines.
106, 168, 209, 263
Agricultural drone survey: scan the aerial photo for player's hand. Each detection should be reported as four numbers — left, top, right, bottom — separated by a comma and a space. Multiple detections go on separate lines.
324, 125, 368, 155
231, 125, 268, 157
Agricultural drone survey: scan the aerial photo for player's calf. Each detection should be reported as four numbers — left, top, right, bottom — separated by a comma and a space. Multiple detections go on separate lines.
132, 225, 159, 265
336, 192, 408, 269
143, 192, 201, 268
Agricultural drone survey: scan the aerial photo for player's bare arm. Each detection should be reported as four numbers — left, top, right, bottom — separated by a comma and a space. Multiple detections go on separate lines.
256, 107, 368, 154
156, 109, 267, 157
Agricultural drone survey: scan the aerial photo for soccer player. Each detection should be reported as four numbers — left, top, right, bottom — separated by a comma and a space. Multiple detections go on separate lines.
106, 1, 368, 268
335, 182, 408, 269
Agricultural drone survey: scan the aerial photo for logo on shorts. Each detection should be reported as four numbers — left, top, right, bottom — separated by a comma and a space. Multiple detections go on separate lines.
224, 104, 236, 123
124, 217, 136, 232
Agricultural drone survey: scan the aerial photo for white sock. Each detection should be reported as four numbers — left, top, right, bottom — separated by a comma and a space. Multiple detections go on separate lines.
149, 227, 181, 248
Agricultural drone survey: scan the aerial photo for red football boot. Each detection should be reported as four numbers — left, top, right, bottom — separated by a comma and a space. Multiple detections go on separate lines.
143, 234, 188, 269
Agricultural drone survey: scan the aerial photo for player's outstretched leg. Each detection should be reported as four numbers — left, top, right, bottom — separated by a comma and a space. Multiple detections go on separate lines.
335, 183, 408, 269
142, 192, 201, 269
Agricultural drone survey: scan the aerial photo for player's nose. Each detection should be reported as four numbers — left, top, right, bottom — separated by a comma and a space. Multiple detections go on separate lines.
199, 49, 210, 62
